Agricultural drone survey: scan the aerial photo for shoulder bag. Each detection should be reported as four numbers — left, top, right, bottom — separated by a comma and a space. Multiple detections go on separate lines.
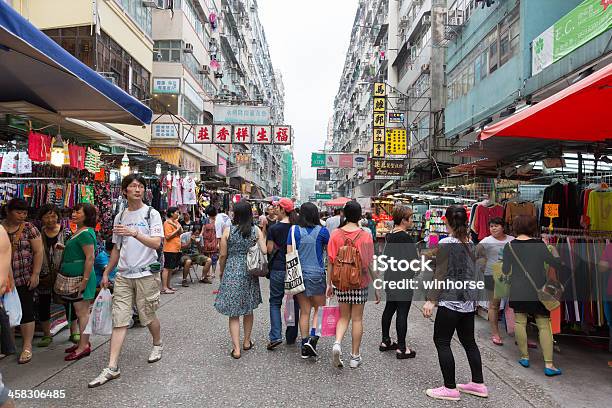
508, 243, 563, 311
246, 227, 269, 277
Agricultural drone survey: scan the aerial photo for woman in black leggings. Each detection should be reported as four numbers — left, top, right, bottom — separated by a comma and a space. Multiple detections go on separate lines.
422, 205, 488, 401
380, 205, 417, 359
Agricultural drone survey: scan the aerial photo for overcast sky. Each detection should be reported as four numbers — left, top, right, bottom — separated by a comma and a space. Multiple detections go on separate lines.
257, 0, 357, 179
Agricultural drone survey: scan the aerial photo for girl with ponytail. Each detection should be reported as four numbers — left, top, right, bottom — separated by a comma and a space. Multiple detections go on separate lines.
423, 205, 488, 401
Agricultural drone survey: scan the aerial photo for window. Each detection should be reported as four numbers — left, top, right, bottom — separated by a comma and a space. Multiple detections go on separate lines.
43, 26, 95, 69
153, 40, 182, 62
182, 97, 200, 124
115, 0, 152, 36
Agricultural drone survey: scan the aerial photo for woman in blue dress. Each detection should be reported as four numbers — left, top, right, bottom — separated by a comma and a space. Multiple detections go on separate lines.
214, 200, 265, 359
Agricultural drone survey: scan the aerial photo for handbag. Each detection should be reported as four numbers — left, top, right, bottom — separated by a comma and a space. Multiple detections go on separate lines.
54, 273, 83, 301
492, 261, 510, 299
284, 226, 305, 295
508, 243, 563, 312
246, 228, 269, 277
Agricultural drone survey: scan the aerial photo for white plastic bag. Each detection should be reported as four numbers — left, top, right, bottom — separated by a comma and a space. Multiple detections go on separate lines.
283, 294, 295, 327
2, 287, 22, 327
84, 289, 113, 336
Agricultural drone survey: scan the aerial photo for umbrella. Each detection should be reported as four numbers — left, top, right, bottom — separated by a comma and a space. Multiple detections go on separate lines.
324, 197, 352, 207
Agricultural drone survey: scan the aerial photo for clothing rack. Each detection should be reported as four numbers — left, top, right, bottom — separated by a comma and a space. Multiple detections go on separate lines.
541, 227, 612, 237
0, 177, 66, 181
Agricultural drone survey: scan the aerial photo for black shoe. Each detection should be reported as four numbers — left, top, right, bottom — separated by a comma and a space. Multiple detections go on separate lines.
301, 345, 310, 359
302, 337, 318, 358
307, 336, 319, 356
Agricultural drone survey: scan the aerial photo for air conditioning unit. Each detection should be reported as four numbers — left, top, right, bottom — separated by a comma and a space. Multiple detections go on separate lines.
183, 43, 194, 53
422, 14, 431, 25
447, 9, 465, 26
448, 15, 464, 26
399, 16, 409, 28
199, 65, 210, 75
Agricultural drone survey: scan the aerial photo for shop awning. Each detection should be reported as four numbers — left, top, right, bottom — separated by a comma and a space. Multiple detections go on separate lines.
480, 62, 612, 142
0, 1, 152, 125
324, 197, 352, 207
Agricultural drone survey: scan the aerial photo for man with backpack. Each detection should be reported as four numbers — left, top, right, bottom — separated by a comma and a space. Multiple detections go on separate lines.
201, 206, 221, 283
89, 174, 164, 388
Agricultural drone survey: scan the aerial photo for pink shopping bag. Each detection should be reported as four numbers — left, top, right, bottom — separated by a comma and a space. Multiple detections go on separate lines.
320, 305, 340, 337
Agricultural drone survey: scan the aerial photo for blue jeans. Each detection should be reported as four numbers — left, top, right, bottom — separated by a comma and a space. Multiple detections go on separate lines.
269, 269, 299, 342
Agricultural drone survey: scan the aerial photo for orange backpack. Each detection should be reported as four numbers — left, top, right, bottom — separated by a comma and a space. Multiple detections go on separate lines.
332, 230, 363, 291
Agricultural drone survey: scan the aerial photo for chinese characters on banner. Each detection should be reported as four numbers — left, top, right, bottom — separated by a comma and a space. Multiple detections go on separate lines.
372, 82, 386, 159
385, 128, 408, 158
189, 125, 291, 145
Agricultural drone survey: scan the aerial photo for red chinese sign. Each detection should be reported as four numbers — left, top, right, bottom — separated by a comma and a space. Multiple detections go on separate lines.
213, 125, 231, 144
273, 126, 291, 145
192, 125, 212, 144
232, 126, 252, 144
253, 126, 272, 144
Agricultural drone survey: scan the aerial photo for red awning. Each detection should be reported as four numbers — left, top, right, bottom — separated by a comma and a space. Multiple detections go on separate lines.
480, 62, 612, 142
324, 197, 351, 207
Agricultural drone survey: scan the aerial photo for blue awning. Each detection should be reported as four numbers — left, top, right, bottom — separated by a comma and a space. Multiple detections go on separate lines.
0, 1, 152, 125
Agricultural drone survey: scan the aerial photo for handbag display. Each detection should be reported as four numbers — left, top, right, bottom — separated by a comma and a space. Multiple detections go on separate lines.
508, 243, 563, 312
284, 226, 305, 295
246, 229, 268, 277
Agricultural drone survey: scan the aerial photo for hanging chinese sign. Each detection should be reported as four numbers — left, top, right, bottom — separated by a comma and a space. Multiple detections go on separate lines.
385, 128, 408, 158
372, 82, 386, 159
371, 159, 406, 180
190, 125, 291, 145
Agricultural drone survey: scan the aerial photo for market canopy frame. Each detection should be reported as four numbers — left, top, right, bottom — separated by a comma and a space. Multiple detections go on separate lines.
0, 1, 152, 126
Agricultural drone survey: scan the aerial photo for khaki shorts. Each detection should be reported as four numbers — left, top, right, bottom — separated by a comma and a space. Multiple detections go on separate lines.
180, 254, 211, 266
112, 273, 161, 328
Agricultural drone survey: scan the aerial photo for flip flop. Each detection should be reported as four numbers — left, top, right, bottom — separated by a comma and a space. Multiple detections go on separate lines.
230, 349, 241, 359
161, 289, 175, 294
18, 349, 32, 364
491, 335, 504, 346
379, 340, 398, 352
243, 341, 254, 351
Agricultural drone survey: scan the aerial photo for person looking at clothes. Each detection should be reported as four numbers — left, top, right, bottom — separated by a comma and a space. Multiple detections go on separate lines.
287, 203, 330, 358
423, 205, 488, 401
1, 198, 43, 364
502, 214, 565, 377
180, 224, 212, 285
201, 206, 220, 284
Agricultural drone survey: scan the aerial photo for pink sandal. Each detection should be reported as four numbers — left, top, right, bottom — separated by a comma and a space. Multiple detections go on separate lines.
491, 335, 504, 346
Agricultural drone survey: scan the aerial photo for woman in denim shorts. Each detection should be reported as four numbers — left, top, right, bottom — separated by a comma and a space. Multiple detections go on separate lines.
287, 203, 330, 359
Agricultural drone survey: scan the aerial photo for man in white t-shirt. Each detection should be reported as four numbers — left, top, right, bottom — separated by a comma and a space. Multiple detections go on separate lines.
325, 208, 343, 234
89, 175, 164, 388
476, 217, 514, 346
215, 209, 232, 240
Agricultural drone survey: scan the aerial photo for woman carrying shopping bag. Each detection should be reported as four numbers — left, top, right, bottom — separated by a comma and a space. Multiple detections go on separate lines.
56, 203, 98, 361
287, 203, 330, 359
326, 201, 378, 369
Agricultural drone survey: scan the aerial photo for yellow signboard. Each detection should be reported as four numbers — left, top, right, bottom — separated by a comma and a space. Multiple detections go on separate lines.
373, 143, 385, 158
373, 82, 386, 97
373, 97, 386, 112
385, 128, 408, 158
373, 128, 385, 143
373, 113, 385, 127
544, 203, 559, 218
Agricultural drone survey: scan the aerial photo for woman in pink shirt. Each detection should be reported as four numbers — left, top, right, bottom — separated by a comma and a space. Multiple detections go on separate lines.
327, 201, 379, 369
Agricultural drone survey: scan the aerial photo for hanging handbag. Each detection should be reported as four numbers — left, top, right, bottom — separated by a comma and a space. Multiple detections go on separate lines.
508, 243, 563, 312
246, 228, 269, 277
285, 226, 305, 295
492, 261, 510, 299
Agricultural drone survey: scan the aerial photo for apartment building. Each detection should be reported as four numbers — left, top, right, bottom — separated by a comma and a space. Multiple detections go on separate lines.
12, 0, 155, 148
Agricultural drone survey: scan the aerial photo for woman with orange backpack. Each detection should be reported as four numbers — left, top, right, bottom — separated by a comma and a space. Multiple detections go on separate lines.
326, 201, 379, 369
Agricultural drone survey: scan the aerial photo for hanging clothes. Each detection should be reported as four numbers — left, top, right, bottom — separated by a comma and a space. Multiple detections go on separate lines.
586, 190, 612, 231
473, 204, 504, 240
539, 182, 579, 229
182, 176, 197, 205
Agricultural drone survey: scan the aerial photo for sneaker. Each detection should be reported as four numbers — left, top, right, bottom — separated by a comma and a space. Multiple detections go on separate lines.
181, 279, 189, 287
88, 367, 120, 388
304, 337, 318, 357
425, 386, 461, 401
148, 344, 163, 363
332, 342, 344, 368
457, 382, 489, 398
301, 345, 310, 359
349, 354, 362, 369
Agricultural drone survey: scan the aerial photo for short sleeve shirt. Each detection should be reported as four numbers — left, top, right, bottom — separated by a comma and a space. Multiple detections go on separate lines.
267, 222, 292, 271
163, 220, 182, 253
215, 213, 231, 239
8, 222, 41, 287
112, 205, 163, 278
327, 228, 374, 288
62, 228, 96, 264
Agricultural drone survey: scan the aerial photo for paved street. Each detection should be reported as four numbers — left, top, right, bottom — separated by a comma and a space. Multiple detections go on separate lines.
2, 271, 610, 408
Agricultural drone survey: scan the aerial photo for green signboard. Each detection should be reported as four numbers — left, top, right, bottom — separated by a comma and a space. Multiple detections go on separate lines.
315, 193, 332, 200
532, 0, 612, 75
311, 153, 326, 167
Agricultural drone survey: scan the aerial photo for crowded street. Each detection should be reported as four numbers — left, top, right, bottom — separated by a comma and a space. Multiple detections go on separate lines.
1, 0, 612, 407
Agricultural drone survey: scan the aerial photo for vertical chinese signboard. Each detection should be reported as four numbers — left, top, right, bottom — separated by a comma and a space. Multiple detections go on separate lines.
372, 82, 386, 159
385, 128, 408, 159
